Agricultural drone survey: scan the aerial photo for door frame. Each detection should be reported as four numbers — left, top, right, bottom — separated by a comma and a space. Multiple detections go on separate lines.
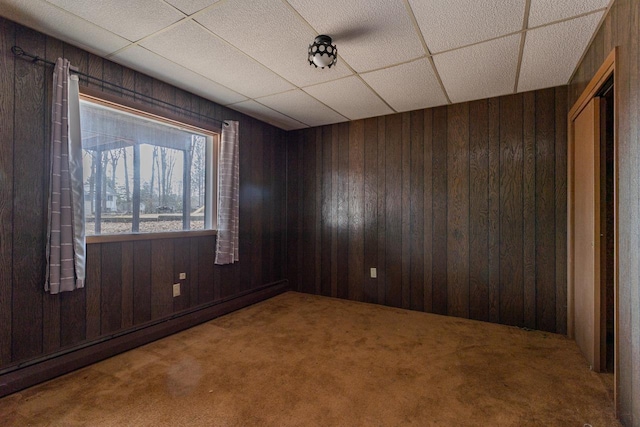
567, 47, 617, 402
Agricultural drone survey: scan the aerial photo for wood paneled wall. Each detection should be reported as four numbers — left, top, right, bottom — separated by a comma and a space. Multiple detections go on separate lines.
0, 18, 287, 372
569, 0, 640, 423
287, 87, 568, 334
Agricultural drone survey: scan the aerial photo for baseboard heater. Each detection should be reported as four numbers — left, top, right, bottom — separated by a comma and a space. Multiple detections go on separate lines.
0, 280, 291, 398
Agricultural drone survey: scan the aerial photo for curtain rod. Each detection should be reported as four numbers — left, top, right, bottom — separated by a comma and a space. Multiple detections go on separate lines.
11, 45, 225, 127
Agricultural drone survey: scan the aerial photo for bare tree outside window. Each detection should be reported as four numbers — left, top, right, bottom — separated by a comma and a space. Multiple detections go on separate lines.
79, 98, 214, 235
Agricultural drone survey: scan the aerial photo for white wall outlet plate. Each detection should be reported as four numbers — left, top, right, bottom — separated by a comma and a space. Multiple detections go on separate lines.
370, 268, 377, 278
172, 283, 181, 297
179, 272, 186, 280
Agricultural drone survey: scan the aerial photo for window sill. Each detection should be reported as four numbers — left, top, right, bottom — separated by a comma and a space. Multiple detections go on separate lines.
86, 229, 217, 244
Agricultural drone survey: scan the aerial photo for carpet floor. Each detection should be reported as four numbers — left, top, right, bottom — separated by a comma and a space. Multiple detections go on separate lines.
0, 291, 619, 426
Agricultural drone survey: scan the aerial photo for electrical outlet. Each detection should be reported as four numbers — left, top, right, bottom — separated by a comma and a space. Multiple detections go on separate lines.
370, 268, 377, 278
179, 272, 186, 280
172, 283, 181, 297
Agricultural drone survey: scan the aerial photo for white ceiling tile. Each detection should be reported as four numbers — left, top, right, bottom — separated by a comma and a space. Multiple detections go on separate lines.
140, 21, 294, 98
257, 90, 347, 127
434, 34, 520, 104
164, 0, 220, 15
0, 0, 130, 56
303, 76, 393, 120
360, 58, 447, 113
195, 0, 352, 87
287, 0, 425, 72
518, 12, 604, 93
229, 100, 308, 130
529, 0, 610, 27
45, 0, 184, 41
112, 46, 247, 105
409, 0, 526, 53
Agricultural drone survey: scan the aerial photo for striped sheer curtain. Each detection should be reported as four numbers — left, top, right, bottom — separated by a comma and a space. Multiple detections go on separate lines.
45, 58, 85, 294
215, 121, 239, 265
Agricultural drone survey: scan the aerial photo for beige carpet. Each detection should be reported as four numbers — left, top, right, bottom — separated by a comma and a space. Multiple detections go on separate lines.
0, 292, 619, 426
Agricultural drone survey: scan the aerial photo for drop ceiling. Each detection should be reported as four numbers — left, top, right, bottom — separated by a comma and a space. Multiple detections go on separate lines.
0, 0, 612, 130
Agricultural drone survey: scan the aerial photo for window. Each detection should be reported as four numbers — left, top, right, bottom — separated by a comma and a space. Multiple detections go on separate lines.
80, 95, 217, 236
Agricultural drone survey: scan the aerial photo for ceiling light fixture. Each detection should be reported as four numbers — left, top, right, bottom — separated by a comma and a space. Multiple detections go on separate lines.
308, 35, 337, 69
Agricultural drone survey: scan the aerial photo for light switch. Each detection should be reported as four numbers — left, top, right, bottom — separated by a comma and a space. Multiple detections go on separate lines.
172, 283, 181, 297
370, 268, 377, 278
179, 272, 186, 280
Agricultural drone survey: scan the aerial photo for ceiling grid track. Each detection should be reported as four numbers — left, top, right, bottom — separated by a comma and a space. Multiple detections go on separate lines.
514, 0, 532, 93
10, 0, 611, 130
402, 0, 452, 105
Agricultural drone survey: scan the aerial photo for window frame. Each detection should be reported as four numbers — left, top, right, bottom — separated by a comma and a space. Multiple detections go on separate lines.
80, 87, 219, 244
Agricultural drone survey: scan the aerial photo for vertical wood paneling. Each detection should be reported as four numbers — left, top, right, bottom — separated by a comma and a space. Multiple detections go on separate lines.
101, 243, 123, 334
385, 114, 403, 308
321, 126, 333, 297
133, 240, 151, 324
189, 238, 200, 308
302, 129, 317, 295
0, 18, 15, 365
121, 242, 134, 329
363, 118, 378, 303
251, 122, 264, 291
198, 236, 215, 303
336, 123, 349, 300
487, 98, 501, 324
447, 103, 470, 318
535, 88, 557, 332
499, 94, 524, 327
376, 118, 386, 304
432, 107, 448, 315
12, 26, 45, 362
1, 18, 288, 373
401, 113, 411, 309
423, 110, 433, 313
85, 244, 101, 339
348, 120, 365, 301
288, 86, 568, 334
522, 92, 537, 330
469, 100, 489, 321
410, 110, 424, 311
173, 239, 190, 312
555, 87, 568, 335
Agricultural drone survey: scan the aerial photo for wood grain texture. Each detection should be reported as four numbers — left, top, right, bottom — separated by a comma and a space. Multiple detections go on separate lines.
422, 110, 433, 313
522, 92, 537, 330
401, 113, 411, 309
376, 118, 386, 304
0, 17, 15, 366
321, 126, 333, 297
469, 100, 489, 321
487, 98, 501, 324
348, 120, 364, 301
12, 25, 45, 362
337, 123, 349, 300
120, 242, 134, 329
555, 86, 568, 336
288, 88, 567, 333
410, 110, 424, 311
499, 94, 524, 327
85, 244, 102, 339
363, 118, 378, 303
101, 243, 123, 334
432, 107, 448, 315
0, 18, 288, 373
535, 88, 557, 332
447, 103, 470, 318
385, 114, 403, 308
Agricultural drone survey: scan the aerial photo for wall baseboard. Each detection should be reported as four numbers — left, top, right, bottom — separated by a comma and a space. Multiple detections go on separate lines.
0, 281, 291, 398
